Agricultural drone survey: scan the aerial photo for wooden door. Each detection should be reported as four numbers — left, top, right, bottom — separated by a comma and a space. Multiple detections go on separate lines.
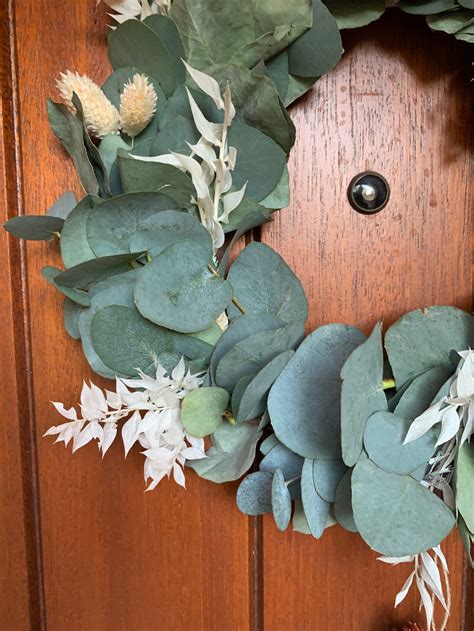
1, 1, 472, 629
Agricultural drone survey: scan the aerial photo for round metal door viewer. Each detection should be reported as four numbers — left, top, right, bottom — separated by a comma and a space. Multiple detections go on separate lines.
347, 171, 390, 214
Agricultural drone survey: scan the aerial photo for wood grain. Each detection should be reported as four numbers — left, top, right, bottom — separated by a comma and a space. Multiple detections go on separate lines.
11, 2, 253, 630
261, 12, 472, 631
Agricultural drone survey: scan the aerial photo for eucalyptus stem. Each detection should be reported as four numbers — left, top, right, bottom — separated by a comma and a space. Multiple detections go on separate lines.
207, 263, 246, 314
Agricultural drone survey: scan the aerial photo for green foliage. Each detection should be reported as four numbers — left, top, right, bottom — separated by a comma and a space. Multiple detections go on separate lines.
340, 322, 387, 466
352, 457, 455, 556
455, 442, 474, 532
227, 243, 308, 323
135, 241, 233, 333
271, 469, 292, 531
181, 387, 229, 438
4, 215, 64, 241
268, 324, 365, 459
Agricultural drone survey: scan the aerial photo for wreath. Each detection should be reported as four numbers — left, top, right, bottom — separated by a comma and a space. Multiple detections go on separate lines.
5, 1, 473, 629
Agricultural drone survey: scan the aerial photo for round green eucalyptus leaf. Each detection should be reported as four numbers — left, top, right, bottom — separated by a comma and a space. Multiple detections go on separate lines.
237, 471, 273, 515
227, 242, 308, 323
393, 365, 451, 420
324, 0, 386, 28
227, 121, 287, 202
271, 469, 292, 531
181, 386, 229, 438
87, 193, 178, 257
91, 304, 213, 377
63, 299, 82, 340
260, 441, 304, 482
215, 321, 304, 392
236, 350, 294, 421
287, 0, 342, 78
427, 8, 474, 35
108, 20, 177, 96
268, 324, 366, 460
150, 115, 201, 156
78, 271, 139, 378
135, 240, 233, 334
189, 421, 262, 483
231, 374, 255, 417
312, 458, 347, 503
42, 266, 91, 307
364, 411, 437, 475
398, 0, 457, 14
340, 322, 387, 467
385, 307, 474, 388
352, 457, 456, 556
334, 468, 358, 533
301, 458, 331, 538
129, 210, 212, 258
208, 313, 285, 384
60, 195, 101, 268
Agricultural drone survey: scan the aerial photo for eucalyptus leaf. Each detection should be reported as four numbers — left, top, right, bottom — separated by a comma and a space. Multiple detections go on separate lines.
63, 298, 83, 340
60, 195, 101, 268
143, 14, 186, 84
393, 365, 452, 420
86, 193, 178, 256
312, 458, 347, 503
222, 196, 273, 235
46, 192, 77, 220
301, 458, 331, 538
208, 313, 285, 384
236, 350, 294, 421
293, 499, 311, 535
135, 241, 233, 333
189, 420, 262, 482
231, 375, 255, 418
47, 100, 99, 196
426, 8, 474, 36
236, 471, 273, 515
271, 469, 292, 531
150, 115, 200, 156
260, 440, 304, 481
215, 321, 304, 392
284, 73, 316, 106
91, 304, 213, 377
4, 215, 64, 241
324, 0, 386, 28
227, 242, 308, 323
398, 0, 457, 14
266, 50, 290, 102
227, 122, 287, 202
42, 266, 91, 307
340, 322, 387, 467
130, 210, 212, 258
99, 134, 130, 195
458, 515, 474, 569
108, 20, 177, 96
181, 386, 229, 438
209, 63, 295, 153
260, 433, 280, 456
268, 324, 366, 459
287, 0, 342, 78
117, 150, 195, 207
384, 307, 474, 388
78, 271, 139, 378
352, 457, 455, 556
333, 469, 358, 533
455, 442, 474, 532
364, 411, 437, 475
55, 252, 144, 290
260, 166, 290, 210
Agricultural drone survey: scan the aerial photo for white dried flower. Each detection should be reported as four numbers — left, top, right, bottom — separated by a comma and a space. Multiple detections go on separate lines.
378, 546, 450, 631
56, 70, 121, 138
44, 359, 206, 489
131, 64, 246, 251
100, 0, 170, 24
119, 73, 157, 137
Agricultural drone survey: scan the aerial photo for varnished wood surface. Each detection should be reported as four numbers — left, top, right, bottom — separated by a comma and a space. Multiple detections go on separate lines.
2, 2, 472, 630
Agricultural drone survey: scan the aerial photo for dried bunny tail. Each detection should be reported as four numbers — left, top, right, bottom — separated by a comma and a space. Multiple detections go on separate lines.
56, 70, 121, 138
119, 73, 157, 137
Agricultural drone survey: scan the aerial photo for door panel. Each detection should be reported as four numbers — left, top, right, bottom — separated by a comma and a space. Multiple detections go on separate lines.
2, 2, 472, 630
261, 13, 472, 631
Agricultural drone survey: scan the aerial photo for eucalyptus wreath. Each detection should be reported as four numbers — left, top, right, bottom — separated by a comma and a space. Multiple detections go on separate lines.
5, 1, 473, 628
